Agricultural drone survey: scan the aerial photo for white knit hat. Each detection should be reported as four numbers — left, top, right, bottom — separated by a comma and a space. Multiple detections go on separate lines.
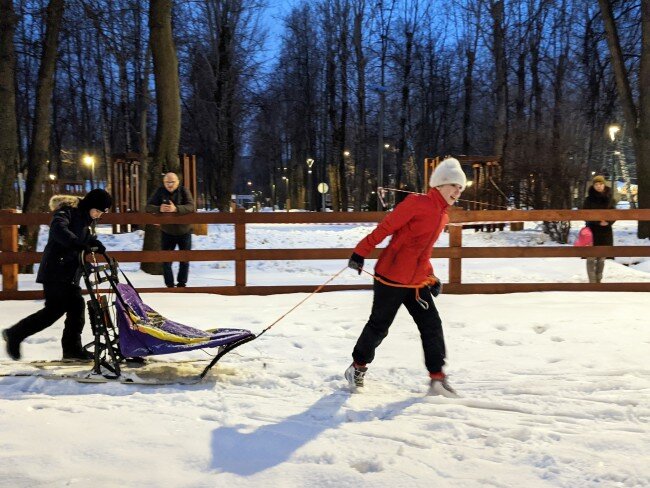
429, 157, 467, 190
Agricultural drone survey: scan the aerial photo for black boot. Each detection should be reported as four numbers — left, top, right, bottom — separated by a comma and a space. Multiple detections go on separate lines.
2, 329, 21, 360
62, 348, 94, 361
62, 338, 94, 361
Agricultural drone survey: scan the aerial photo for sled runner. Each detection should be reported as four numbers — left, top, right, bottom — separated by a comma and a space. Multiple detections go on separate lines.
80, 250, 255, 381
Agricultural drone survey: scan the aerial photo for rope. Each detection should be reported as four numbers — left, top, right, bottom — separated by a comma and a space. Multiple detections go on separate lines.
379, 186, 511, 210
361, 268, 438, 309
256, 266, 349, 337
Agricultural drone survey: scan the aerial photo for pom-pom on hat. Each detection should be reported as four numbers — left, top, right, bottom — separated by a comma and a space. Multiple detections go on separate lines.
79, 188, 113, 212
429, 157, 467, 191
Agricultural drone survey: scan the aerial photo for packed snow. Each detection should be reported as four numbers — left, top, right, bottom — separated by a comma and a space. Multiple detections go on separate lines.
1, 220, 649, 487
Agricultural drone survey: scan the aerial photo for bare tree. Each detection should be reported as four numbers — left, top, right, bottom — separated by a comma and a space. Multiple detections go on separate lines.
22, 0, 65, 215
142, 0, 181, 274
351, 0, 368, 210
0, 0, 19, 209
598, 0, 650, 238
149, 0, 181, 177
490, 0, 508, 162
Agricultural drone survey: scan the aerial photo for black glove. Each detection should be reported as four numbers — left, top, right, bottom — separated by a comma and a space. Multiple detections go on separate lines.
348, 252, 364, 275
429, 278, 443, 297
87, 238, 106, 254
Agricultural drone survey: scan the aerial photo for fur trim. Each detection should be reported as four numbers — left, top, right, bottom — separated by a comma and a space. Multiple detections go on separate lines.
588, 185, 611, 203
49, 194, 80, 211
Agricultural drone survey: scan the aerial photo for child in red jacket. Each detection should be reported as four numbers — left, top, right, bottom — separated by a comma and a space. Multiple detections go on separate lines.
345, 157, 466, 396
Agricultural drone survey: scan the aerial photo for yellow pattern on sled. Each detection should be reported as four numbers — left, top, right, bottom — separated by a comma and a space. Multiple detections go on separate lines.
126, 309, 212, 345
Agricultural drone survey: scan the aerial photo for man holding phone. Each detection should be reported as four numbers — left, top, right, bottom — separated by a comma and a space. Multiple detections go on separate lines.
146, 172, 195, 287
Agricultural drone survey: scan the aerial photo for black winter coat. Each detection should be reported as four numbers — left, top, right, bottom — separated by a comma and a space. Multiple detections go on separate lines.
145, 186, 195, 236
36, 202, 93, 285
582, 185, 615, 246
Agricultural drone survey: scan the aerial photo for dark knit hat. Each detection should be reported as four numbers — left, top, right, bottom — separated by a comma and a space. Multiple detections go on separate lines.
80, 188, 113, 212
592, 175, 606, 185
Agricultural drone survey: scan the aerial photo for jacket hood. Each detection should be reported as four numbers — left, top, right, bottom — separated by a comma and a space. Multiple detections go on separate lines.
588, 184, 612, 203
49, 195, 81, 211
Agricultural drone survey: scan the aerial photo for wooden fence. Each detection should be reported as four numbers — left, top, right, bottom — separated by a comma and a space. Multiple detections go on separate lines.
1, 209, 650, 300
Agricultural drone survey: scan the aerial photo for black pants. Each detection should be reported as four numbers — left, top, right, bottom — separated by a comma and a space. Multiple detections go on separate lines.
352, 280, 447, 373
161, 232, 192, 287
8, 282, 85, 352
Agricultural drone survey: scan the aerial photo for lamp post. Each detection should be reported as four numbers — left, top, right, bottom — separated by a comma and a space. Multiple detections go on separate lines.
370, 84, 387, 210
282, 176, 290, 211
608, 124, 620, 195
83, 154, 95, 188
306, 158, 314, 210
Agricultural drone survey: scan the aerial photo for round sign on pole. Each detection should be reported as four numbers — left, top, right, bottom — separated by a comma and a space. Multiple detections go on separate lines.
317, 182, 329, 194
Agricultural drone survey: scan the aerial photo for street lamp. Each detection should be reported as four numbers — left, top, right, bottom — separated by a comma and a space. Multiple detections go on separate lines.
306, 158, 314, 210
282, 176, 290, 211
608, 124, 620, 194
83, 154, 95, 187
370, 84, 387, 211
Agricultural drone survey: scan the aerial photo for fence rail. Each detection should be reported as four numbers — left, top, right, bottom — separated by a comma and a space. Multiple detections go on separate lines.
1, 209, 650, 300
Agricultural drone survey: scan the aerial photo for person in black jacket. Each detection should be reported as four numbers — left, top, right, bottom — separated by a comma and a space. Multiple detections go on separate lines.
582, 175, 616, 283
2, 188, 113, 360
146, 172, 195, 287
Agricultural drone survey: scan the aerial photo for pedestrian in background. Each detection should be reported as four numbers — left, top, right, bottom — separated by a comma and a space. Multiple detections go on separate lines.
582, 174, 616, 283
146, 172, 196, 288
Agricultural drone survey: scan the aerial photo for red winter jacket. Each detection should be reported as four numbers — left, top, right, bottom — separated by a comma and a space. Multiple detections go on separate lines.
354, 188, 449, 285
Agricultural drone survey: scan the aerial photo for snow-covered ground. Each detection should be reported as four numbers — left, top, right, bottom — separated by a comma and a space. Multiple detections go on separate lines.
1, 221, 649, 487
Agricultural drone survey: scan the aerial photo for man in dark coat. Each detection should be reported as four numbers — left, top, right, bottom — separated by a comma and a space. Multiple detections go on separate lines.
583, 175, 616, 283
146, 172, 195, 287
2, 188, 113, 360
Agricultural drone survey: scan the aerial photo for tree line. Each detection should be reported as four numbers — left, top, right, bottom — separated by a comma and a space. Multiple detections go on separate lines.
0, 0, 648, 238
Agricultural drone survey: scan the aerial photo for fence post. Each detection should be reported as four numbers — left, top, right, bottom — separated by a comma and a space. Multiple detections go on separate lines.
0, 210, 19, 292
448, 224, 462, 284
234, 208, 246, 288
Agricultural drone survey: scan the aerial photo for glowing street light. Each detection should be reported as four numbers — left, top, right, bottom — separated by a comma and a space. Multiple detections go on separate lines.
306, 158, 315, 210
83, 154, 95, 186
607, 124, 620, 191
343, 150, 350, 157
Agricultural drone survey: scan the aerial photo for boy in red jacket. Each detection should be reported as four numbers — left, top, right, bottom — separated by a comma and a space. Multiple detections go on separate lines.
345, 157, 466, 396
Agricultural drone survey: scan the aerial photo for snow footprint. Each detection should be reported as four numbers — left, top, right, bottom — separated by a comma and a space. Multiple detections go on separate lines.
533, 325, 549, 334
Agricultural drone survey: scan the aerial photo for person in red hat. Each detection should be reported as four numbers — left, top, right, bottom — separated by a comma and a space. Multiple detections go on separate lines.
345, 157, 467, 397
2, 189, 112, 360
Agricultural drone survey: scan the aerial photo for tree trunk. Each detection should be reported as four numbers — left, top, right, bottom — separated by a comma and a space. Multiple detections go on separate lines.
639, 1, 650, 237
338, 0, 350, 211
352, 0, 367, 211
22, 0, 65, 214
599, 0, 650, 238
396, 29, 413, 190
491, 1, 508, 163
0, 0, 19, 209
149, 0, 180, 176
20, 0, 64, 270
144, 0, 181, 274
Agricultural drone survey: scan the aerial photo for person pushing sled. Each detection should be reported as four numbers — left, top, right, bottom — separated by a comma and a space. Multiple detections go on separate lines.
345, 157, 467, 397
